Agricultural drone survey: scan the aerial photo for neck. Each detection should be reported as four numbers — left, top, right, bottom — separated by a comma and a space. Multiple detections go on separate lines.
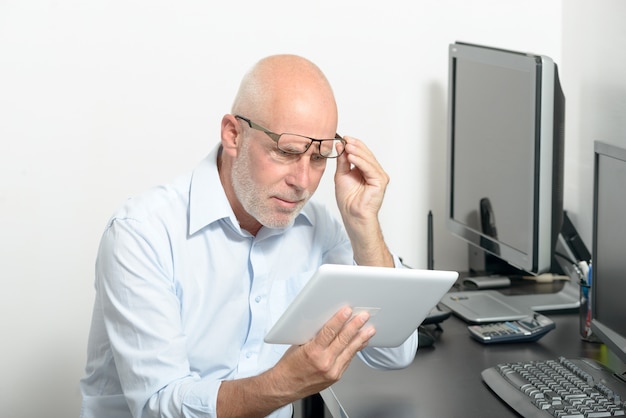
217, 147, 262, 236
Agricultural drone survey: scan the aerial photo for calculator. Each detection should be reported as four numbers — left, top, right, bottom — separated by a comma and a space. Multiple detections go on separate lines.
467, 312, 555, 344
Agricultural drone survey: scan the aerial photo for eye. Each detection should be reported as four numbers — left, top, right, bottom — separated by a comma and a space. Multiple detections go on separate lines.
271, 147, 299, 163
311, 154, 328, 167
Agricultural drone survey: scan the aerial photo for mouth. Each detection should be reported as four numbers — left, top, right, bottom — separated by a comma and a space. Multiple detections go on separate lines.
273, 195, 305, 209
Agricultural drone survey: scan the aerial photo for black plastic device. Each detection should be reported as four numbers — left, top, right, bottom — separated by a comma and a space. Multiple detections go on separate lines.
418, 306, 453, 348
422, 305, 452, 325
561, 210, 591, 262
468, 312, 555, 344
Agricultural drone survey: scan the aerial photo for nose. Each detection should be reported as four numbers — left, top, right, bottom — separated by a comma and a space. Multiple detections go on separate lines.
285, 156, 311, 190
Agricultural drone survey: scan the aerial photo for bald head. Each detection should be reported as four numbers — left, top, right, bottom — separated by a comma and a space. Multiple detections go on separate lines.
231, 54, 338, 135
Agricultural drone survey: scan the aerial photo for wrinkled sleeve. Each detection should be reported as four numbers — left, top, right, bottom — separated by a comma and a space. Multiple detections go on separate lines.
96, 217, 221, 418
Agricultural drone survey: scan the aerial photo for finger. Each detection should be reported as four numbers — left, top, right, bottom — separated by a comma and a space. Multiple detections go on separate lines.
341, 137, 388, 184
334, 137, 372, 185
332, 310, 373, 352
341, 311, 374, 346
333, 314, 376, 368
314, 306, 353, 347
342, 137, 376, 163
335, 142, 352, 176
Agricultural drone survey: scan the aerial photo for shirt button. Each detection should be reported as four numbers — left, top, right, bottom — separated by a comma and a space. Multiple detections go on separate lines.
246, 352, 252, 358
254, 296, 261, 303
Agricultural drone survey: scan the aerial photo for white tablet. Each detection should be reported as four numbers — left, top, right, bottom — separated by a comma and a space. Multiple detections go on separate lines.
264, 264, 458, 347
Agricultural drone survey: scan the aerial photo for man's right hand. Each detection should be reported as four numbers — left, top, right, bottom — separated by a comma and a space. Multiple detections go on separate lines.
273, 306, 375, 398
216, 307, 374, 417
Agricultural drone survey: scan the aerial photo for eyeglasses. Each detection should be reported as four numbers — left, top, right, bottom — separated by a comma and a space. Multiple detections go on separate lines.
235, 115, 346, 158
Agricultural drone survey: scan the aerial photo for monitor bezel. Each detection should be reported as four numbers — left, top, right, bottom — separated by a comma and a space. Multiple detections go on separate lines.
446, 42, 560, 275
590, 140, 626, 365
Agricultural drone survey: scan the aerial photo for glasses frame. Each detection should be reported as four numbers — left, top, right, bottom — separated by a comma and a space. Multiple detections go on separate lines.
234, 115, 346, 159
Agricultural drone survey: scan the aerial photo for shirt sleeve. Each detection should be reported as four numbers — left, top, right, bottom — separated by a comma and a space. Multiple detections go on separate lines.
355, 255, 419, 370
357, 330, 418, 370
96, 216, 221, 417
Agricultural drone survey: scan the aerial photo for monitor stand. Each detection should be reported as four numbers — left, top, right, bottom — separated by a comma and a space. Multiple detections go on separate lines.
514, 231, 583, 312
441, 235, 581, 323
498, 279, 580, 312
440, 279, 579, 324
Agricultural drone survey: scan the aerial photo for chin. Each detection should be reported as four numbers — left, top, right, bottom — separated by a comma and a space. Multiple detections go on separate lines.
262, 218, 296, 230
260, 212, 299, 229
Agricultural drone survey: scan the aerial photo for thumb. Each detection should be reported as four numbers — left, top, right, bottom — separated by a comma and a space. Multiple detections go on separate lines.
334, 148, 351, 178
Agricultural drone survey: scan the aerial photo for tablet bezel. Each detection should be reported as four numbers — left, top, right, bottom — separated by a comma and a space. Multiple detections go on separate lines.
264, 264, 458, 347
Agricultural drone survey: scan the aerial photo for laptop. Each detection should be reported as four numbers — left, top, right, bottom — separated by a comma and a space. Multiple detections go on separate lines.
264, 264, 458, 347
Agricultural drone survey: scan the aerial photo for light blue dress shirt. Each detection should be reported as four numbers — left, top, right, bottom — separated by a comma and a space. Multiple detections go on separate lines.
80, 145, 418, 418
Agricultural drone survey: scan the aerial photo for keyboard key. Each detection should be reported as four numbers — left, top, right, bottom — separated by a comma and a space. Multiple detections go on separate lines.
484, 358, 626, 418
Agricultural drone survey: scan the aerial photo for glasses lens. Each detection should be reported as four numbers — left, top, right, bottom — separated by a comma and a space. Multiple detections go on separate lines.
277, 134, 312, 154
277, 134, 345, 158
318, 139, 345, 158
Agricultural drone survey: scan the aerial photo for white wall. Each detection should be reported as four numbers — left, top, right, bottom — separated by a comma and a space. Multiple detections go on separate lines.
0, 1, 564, 416
561, 0, 626, 247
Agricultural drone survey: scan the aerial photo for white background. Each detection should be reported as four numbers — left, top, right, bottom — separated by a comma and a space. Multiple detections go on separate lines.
0, 1, 625, 416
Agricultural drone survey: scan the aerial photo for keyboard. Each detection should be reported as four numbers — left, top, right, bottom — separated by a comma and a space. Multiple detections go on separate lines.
482, 357, 626, 417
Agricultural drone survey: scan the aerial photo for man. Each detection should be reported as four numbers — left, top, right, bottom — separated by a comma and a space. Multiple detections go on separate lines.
80, 54, 417, 418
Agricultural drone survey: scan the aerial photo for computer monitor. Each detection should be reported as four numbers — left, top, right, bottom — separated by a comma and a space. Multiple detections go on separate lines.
446, 42, 565, 276
591, 141, 626, 365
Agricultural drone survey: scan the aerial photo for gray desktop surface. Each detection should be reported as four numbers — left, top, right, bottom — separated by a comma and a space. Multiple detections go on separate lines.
321, 311, 602, 418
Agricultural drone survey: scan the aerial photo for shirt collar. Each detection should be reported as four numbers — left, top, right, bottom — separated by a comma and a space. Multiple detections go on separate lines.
188, 144, 314, 236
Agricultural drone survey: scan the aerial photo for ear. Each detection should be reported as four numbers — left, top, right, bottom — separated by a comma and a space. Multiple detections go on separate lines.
221, 114, 242, 157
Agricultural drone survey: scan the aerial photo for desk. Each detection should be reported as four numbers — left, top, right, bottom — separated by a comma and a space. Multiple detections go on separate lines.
321, 311, 604, 417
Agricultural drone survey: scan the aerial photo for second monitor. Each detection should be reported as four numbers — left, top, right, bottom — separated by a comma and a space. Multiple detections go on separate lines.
442, 42, 580, 321
446, 41, 565, 276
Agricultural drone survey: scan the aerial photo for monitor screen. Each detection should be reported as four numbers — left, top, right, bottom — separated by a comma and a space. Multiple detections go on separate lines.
446, 42, 565, 275
591, 141, 626, 365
